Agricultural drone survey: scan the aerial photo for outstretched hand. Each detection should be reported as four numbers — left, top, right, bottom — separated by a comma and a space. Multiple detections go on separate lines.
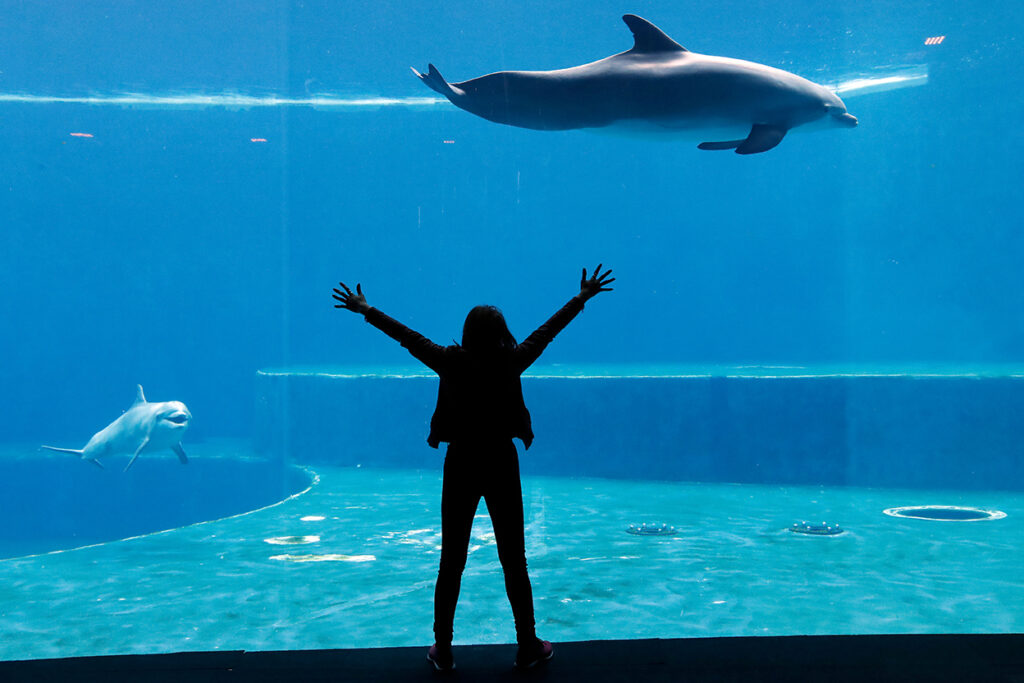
332, 282, 370, 314
579, 264, 615, 301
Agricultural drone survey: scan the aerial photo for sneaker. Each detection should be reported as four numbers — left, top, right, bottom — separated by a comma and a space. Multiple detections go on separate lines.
427, 643, 455, 672
514, 639, 553, 669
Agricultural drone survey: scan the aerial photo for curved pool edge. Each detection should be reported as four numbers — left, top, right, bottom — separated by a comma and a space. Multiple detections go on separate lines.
0, 464, 319, 563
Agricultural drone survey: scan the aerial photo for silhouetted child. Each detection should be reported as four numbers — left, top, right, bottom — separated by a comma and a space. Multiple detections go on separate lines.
333, 265, 614, 671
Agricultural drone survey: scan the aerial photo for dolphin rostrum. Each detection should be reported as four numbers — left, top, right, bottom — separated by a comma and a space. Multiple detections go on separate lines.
413, 14, 857, 154
42, 385, 191, 472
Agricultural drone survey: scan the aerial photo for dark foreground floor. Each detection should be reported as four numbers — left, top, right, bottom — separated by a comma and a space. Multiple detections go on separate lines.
2, 634, 1023, 682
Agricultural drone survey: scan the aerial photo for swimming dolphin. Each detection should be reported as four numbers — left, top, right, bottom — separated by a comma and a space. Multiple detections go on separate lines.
42, 385, 191, 472
413, 14, 857, 154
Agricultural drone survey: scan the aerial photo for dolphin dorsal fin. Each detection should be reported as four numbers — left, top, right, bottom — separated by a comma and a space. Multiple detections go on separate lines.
622, 15, 687, 53
133, 384, 147, 406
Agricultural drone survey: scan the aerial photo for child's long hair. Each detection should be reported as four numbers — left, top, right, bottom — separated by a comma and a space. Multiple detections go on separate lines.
461, 305, 516, 355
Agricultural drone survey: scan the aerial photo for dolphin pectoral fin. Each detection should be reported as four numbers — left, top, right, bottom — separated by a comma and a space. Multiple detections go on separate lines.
90, 458, 105, 469
125, 438, 150, 472
735, 124, 787, 155
698, 140, 744, 151
701, 126, 786, 154
172, 443, 189, 465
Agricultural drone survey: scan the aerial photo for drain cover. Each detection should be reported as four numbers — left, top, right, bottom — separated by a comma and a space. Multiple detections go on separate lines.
790, 521, 844, 536
626, 522, 677, 536
883, 506, 1006, 522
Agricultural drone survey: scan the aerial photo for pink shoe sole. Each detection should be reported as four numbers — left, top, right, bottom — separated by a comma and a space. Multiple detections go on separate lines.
515, 640, 553, 669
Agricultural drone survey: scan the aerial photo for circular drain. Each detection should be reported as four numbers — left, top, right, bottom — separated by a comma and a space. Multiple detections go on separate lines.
883, 506, 1006, 522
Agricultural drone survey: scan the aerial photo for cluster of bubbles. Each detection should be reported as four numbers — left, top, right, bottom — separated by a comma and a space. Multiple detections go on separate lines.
264, 535, 320, 545
627, 505, 1007, 539
626, 522, 678, 536
789, 521, 844, 536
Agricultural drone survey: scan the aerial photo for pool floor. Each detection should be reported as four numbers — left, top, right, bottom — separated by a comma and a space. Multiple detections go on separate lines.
1, 447, 1022, 661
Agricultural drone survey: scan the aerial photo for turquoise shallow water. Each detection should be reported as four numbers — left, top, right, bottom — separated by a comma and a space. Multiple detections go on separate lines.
1, 444, 1022, 661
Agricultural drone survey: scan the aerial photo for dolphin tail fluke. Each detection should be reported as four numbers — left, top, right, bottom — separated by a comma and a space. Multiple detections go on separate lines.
42, 445, 102, 468
42, 445, 85, 456
412, 64, 457, 99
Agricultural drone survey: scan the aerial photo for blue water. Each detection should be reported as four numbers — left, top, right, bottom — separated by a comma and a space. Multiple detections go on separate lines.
3, 1, 1024, 438
1, 0, 1023, 662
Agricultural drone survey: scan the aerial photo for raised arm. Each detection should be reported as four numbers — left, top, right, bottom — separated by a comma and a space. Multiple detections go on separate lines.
333, 281, 448, 372
515, 265, 614, 372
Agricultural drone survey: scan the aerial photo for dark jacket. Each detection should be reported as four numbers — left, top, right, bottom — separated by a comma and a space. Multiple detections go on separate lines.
363, 295, 586, 449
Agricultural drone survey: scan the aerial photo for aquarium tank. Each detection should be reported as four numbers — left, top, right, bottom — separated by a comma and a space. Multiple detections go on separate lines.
1, 0, 1022, 664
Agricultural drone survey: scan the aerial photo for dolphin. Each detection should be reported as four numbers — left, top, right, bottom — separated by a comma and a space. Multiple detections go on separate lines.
42, 385, 191, 472
413, 14, 857, 154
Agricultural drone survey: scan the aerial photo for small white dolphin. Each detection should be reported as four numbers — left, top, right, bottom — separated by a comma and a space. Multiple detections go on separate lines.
42, 385, 192, 472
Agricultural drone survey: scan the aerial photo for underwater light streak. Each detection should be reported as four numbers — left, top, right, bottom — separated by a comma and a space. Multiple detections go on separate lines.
831, 66, 929, 97
0, 68, 927, 110
0, 92, 448, 109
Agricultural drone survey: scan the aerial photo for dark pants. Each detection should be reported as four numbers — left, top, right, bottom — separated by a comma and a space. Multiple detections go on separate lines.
433, 439, 536, 646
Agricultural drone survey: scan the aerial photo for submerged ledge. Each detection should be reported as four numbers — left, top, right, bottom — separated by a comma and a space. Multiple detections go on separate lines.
256, 369, 1024, 490
257, 363, 1024, 380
